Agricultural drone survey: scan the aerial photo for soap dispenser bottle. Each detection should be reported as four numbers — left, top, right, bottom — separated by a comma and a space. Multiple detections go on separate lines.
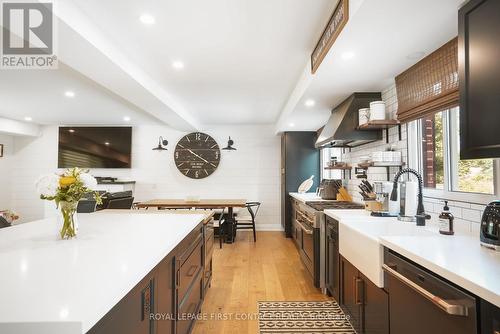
439, 201, 454, 235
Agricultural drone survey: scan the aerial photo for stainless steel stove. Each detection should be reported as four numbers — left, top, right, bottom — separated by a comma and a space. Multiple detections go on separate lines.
297, 200, 364, 294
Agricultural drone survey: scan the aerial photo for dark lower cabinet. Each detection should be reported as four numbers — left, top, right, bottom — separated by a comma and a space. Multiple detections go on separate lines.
360, 272, 389, 334
325, 217, 339, 301
340, 256, 389, 334
340, 256, 363, 333
88, 274, 158, 334
88, 219, 213, 334
203, 223, 214, 293
481, 299, 500, 334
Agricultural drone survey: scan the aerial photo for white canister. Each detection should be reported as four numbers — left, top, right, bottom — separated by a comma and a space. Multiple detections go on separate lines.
358, 108, 370, 126
392, 151, 402, 163
382, 151, 393, 162
369, 101, 386, 121
371, 151, 383, 162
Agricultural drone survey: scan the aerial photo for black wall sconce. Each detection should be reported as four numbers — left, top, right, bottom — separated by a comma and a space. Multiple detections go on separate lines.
152, 136, 168, 151
222, 136, 237, 151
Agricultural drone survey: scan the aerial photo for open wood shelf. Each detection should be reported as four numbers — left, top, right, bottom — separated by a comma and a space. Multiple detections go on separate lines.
324, 165, 352, 170
357, 161, 405, 169
357, 120, 400, 130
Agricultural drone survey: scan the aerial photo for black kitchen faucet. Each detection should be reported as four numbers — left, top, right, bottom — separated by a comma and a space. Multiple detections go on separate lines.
390, 168, 431, 226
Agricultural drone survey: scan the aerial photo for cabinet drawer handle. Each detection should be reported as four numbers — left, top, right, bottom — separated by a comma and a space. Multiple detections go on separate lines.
383, 264, 469, 316
354, 277, 363, 305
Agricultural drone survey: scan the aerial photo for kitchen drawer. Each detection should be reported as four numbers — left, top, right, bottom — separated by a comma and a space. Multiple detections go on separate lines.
205, 228, 214, 260
203, 228, 214, 292
177, 234, 203, 305
176, 277, 203, 334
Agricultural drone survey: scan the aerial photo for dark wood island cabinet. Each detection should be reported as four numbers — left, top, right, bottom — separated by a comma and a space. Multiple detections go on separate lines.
88, 212, 214, 334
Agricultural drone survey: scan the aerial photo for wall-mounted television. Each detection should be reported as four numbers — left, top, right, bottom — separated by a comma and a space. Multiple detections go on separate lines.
58, 127, 132, 168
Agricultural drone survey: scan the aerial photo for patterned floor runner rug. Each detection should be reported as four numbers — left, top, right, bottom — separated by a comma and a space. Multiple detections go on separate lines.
258, 301, 356, 334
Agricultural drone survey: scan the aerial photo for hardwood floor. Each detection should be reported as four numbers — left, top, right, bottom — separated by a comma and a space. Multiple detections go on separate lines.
192, 231, 329, 334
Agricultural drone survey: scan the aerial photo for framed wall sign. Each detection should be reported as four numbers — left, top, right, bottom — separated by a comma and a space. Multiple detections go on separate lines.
311, 0, 349, 74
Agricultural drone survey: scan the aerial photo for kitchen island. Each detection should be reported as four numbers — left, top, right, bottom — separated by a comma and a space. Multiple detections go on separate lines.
0, 210, 215, 334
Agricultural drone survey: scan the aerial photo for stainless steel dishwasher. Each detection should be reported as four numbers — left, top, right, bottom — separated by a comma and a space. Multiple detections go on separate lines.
383, 248, 478, 334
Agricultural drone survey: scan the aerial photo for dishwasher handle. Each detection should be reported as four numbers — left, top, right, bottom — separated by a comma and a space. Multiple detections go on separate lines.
382, 264, 469, 317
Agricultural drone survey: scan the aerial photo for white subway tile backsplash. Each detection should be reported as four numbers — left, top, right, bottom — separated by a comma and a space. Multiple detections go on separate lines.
462, 208, 482, 223
453, 218, 472, 234
470, 204, 486, 211
470, 223, 480, 235
343, 83, 487, 229
448, 201, 471, 209
448, 206, 463, 219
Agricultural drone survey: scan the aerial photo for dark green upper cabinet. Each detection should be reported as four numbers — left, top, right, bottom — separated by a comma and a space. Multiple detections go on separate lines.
459, 0, 500, 159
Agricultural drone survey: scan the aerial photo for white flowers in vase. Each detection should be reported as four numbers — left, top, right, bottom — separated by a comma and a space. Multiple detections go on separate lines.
36, 168, 102, 239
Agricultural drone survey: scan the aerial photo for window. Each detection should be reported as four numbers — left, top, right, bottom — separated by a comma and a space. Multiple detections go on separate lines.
410, 107, 499, 201
419, 111, 445, 189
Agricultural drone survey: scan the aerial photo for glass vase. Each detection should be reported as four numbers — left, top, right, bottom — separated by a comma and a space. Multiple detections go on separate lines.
58, 201, 78, 239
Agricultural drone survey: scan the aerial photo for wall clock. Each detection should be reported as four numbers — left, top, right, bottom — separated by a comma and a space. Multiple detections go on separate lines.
174, 132, 221, 179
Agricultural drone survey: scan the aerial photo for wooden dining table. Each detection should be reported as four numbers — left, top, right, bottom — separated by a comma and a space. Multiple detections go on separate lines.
135, 199, 247, 243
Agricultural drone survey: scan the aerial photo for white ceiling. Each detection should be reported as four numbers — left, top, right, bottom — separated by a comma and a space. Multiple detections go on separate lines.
0, 63, 159, 125
69, 0, 336, 125
0, 0, 465, 133
278, 0, 463, 132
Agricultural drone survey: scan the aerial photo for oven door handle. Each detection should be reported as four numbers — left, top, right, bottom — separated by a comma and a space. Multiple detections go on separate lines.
382, 264, 468, 316
296, 221, 313, 235
296, 211, 315, 225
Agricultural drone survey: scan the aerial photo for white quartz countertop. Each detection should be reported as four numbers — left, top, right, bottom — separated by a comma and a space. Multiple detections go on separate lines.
380, 235, 500, 307
324, 209, 500, 307
289, 192, 325, 203
0, 212, 205, 333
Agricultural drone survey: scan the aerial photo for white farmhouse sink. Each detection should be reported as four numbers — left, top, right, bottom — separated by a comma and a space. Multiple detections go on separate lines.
324, 209, 435, 287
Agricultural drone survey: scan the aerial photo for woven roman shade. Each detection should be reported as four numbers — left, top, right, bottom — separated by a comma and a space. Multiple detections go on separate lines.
395, 38, 459, 123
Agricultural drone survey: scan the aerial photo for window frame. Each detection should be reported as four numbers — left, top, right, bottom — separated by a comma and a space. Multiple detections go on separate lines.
407, 109, 500, 205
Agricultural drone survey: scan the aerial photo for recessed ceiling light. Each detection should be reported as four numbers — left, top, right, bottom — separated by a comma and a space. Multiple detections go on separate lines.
64, 91, 75, 98
139, 14, 155, 25
104, 142, 110, 146
172, 61, 185, 70
341, 52, 355, 60
289, 123, 295, 127
304, 99, 315, 107
123, 116, 131, 122
68, 129, 75, 133
24, 116, 32, 121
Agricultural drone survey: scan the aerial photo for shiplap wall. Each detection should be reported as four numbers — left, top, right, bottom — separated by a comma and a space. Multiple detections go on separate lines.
342, 84, 486, 235
7, 124, 282, 230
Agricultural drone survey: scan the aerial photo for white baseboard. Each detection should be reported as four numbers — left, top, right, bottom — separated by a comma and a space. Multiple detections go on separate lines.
255, 224, 283, 231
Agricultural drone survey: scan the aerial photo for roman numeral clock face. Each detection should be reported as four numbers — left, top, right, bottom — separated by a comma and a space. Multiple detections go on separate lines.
174, 132, 221, 179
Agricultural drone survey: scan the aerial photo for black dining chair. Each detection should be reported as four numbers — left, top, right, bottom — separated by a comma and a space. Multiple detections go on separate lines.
235, 202, 260, 242
0, 216, 11, 229
106, 197, 134, 209
77, 199, 98, 213
214, 208, 226, 249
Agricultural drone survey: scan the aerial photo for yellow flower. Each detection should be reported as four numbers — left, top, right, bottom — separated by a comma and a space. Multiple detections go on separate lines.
59, 176, 76, 188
